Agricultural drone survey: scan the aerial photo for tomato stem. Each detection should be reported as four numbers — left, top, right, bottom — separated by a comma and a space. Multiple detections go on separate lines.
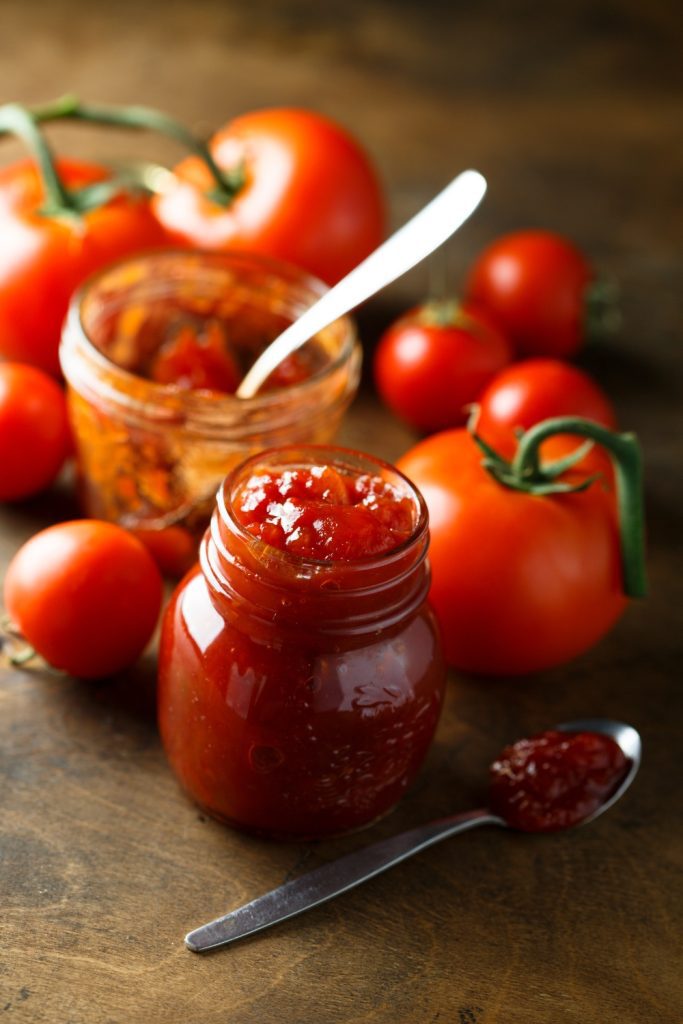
513, 417, 646, 598
0, 616, 39, 667
28, 94, 244, 205
418, 299, 480, 332
0, 96, 244, 215
0, 102, 79, 215
585, 276, 621, 343
8, 644, 38, 667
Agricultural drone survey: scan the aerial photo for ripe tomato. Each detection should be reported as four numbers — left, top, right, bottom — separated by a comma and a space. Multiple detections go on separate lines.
374, 301, 512, 433
0, 158, 169, 376
398, 426, 629, 675
476, 359, 617, 456
465, 230, 594, 358
0, 363, 72, 501
4, 520, 163, 678
132, 525, 198, 579
153, 108, 385, 285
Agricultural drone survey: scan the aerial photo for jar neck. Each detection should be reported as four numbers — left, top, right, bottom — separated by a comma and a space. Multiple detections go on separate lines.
199, 449, 431, 641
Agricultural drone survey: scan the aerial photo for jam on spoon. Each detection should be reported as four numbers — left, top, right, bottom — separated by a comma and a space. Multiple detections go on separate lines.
488, 729, 630, 832
184, 719, 640, 952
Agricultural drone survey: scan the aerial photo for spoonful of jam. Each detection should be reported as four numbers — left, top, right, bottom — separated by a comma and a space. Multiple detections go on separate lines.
185, 718, 640, 952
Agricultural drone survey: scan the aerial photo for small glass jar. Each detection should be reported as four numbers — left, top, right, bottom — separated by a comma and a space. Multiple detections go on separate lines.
157, 446, 446, 840
60, 250, 360, 564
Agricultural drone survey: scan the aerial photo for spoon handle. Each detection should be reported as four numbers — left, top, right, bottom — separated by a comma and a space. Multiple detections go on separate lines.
236, 169, 487, 398
185, 808, 499, 952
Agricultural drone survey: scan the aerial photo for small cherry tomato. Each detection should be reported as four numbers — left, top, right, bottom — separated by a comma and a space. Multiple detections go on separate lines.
132, 525, 198, 579
465, 230, 596, 358
0, 158, 169, 376
476, 358, 617, 456
374, 301, 512, 433
153, 108, 385, 285
4, 520, 163, 678
397, 417, 644, 675
0, 363, 72, 501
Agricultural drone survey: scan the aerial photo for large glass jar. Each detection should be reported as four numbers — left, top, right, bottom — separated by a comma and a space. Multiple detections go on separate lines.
60, 250, 360, 568
158, 446, 446, 840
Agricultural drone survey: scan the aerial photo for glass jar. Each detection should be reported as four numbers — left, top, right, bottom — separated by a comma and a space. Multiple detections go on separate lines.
157, 446, 446, 840
60, 250, 360, 569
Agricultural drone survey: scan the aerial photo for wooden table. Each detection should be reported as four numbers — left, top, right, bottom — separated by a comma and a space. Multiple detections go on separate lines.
2, 2, 682, 1021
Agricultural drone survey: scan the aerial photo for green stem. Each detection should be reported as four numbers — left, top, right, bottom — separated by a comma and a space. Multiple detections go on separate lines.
0, 102, 77, 214
585, 275, 621, 343
9, 644, 38, 666
28, 94, 243, 205
512, 416, 646, 598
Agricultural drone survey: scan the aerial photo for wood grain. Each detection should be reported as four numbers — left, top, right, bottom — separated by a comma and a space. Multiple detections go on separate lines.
1, 1, 682, 1021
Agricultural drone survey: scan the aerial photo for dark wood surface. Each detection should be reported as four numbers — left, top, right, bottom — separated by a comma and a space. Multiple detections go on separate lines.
1, 2, 682, 1021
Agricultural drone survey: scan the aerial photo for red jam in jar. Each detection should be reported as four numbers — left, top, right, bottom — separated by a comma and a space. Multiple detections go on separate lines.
158, 446, 446, 840
489, 729, 630, 832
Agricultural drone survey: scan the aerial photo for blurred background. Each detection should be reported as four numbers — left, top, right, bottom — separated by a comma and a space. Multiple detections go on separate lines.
3, 0, 681, 253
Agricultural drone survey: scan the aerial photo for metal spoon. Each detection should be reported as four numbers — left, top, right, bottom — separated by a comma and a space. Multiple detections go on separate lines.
235, 169, 487, 399
185, 718, 641, 952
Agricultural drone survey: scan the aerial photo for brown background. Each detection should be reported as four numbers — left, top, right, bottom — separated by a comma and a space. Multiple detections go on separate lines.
1, 2, 682, 1022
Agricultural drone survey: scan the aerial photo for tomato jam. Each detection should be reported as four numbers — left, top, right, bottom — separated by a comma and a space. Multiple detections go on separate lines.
489, 729, 630, 832
60, 251, 360, 573
158, 446, 446, 840
233, 465, 415, 560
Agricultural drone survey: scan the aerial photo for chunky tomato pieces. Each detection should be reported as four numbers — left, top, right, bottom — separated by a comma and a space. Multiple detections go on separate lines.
489, 729, 629, 832
147, 322, 313, 396
149, 322, 242, 393
233, 465, 415, 560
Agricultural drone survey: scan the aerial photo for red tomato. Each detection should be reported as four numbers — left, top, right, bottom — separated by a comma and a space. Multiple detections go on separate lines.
0, 158, 169, 376
153, 108, 385, 285
476, 359, 617, 456
374, 302, 512, 433
0, 363, 72, 500
398, 428, 626, 675
465, 230, 594, 358
4, 520, 163, 678
132, 525, 198, 579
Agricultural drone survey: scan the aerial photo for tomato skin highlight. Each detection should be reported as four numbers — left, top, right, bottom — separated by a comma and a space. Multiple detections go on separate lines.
374, 302, 512, 433
476, 358, 617, 457
465, 230, 593, 359
0, 363, 72, 500
0, 158, 170, 377
4, 521, 163, 678
153, 108, 385, 286
397, 429, 626, 675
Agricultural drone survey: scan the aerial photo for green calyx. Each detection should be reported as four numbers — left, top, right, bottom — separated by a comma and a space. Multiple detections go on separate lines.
417, 299, 479, 332
468, 410, 646, 599
0, 94, 244, 219
584, 275, 622, 343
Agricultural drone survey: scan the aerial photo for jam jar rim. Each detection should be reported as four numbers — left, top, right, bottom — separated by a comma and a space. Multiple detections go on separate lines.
216, 442, 430, 574
59, 247, 359, 426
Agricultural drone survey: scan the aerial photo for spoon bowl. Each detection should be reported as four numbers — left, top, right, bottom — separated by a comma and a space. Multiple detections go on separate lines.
557, 718, 642, 825
185, 717, 641, 952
